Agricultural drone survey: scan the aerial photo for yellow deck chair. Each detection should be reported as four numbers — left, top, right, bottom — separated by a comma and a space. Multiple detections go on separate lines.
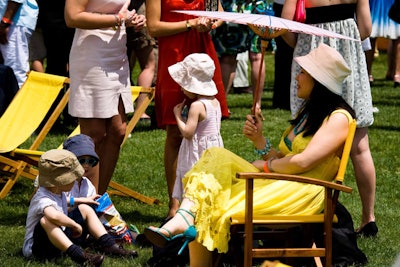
229, 119, 357, 267
60, 86, 159, 205
8, 85, 159, 205
0, 71, 69, 199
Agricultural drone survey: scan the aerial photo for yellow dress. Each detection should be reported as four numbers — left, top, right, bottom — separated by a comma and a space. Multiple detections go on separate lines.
182, 110, 351, 253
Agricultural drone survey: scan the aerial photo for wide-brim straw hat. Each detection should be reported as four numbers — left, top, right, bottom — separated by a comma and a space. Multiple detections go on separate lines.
38, 149, 84, 187
294, 43, 351, 95
168, 53, 218, 96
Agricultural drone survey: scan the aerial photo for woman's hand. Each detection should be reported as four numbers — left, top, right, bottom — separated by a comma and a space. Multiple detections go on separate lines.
193, 17, 215, 33
129, 14, 146, 31
118, 0, 131, 20
243, 109, 264, 143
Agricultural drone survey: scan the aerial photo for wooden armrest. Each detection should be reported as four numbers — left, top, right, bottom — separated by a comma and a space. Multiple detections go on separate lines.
236, 172, 352, 194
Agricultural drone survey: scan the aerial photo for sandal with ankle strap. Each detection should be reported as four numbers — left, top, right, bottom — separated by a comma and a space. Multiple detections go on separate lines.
144, 208, 197, 255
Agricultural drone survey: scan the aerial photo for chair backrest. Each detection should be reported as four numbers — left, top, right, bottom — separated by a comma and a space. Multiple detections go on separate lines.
0, 71, 68, 153
335, 118, 357, 184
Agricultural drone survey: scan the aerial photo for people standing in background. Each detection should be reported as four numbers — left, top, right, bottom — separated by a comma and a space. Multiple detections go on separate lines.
126, 0, 157, 120
282, 0, 378, 237
365, 0, 400, 87
146, 0, 229, 219
0, 0, 38, 87
37, 0, 75, 77
212, 0, 267, 109
272, 0, 291, 110
65, 0, 146, 194
28, 21, 46, 73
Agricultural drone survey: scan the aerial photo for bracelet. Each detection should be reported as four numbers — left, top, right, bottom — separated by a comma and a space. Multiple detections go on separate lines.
263, 161, 270, 173
112, 14, 119, 30
117, 13, 124, 25
267, 157, 277, 172
1, 17, 12, 25
70, 197, 74, 208
254, 138, 272, 156
185, 20, 191, 31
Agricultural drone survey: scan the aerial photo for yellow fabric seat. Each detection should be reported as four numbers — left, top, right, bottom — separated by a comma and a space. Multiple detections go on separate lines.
0, 71, 69, 198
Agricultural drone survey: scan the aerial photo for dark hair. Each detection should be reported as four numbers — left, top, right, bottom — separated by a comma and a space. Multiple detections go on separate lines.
290, 81, 356, 137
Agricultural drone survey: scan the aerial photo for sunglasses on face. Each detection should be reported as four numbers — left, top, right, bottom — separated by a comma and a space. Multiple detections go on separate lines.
78, 157, 98, 167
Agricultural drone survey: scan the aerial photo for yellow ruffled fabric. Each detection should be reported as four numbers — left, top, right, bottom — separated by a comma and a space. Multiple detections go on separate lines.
183, 126, 340, 253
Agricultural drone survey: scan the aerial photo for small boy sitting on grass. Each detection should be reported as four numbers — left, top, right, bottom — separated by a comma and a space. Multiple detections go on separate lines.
22, 149, 137, 266
63, 134, 141, 244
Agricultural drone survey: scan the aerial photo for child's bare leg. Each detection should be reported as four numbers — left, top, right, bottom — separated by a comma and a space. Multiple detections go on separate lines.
77, 204, 107, 238
40, 217, 73, 251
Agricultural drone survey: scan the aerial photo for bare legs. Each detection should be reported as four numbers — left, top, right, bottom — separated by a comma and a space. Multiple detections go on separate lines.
41, 204, 108, 252
365, 37, 377, 81
219, 54, 238, 96
79, 99, 127, 194
131, 45, 156, 119
165, 124, 183, 218
350, 127, 376, 229
249, 51, 265, 108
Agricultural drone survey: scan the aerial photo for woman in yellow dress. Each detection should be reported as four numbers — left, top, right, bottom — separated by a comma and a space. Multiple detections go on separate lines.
144, 43, 356, 266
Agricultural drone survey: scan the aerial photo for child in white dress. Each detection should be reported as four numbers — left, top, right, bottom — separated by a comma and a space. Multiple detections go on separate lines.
169, 53, 224, 201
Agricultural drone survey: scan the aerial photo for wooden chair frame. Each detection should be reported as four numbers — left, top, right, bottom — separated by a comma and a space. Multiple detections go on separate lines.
231, 119, 357, 267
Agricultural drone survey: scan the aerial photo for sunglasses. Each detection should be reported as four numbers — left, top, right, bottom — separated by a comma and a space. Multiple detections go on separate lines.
78, 157, 98, 167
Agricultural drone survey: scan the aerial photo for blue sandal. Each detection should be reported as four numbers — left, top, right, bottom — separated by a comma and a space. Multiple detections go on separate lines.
144, 208, 197, 255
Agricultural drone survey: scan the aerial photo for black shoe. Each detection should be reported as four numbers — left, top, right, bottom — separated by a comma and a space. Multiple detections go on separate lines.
81, 252, 104, 267
356, 222, 378, 237
100, 243, 138, 258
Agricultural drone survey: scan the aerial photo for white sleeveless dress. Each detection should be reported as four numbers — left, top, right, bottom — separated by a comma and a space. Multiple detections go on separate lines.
172, 98, 224, 200
69, 0, 133, 118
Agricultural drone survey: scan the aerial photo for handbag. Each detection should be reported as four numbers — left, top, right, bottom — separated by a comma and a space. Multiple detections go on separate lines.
389, 0, 400, 24
294, 0, 306, 23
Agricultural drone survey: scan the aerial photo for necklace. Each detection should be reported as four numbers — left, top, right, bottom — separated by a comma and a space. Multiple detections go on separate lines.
294, 114, 307, 135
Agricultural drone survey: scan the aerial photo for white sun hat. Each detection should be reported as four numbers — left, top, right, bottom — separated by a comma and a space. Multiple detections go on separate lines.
168, 53, 218, 96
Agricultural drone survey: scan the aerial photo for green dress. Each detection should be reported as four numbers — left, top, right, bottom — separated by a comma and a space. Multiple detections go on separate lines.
182, 110, 351, 253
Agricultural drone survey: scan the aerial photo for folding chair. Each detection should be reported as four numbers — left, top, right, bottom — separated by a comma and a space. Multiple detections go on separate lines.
22, 86, 159, 205
230, 119, 357, 267
0, 71, 69, 198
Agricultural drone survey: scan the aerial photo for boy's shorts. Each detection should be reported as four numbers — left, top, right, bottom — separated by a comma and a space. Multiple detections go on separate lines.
31, 208, 89, 260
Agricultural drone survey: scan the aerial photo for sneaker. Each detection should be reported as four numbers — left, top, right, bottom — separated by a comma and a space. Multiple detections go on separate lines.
100, 243, 138, 258
82, 252, 104, 267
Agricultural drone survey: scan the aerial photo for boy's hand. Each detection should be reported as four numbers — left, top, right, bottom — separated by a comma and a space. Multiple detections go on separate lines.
70, 223, 83, 238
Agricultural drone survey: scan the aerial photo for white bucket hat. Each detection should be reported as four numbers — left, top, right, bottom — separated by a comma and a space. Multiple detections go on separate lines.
168, 53, 218, 96
294, 43, 351, 95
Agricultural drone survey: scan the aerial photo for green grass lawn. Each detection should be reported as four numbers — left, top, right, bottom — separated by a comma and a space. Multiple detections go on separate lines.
0, 51, 399, 266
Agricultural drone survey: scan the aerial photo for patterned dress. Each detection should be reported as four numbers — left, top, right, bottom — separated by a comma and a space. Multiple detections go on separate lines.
183, 110, 352, 253
290, 4, 374, 128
